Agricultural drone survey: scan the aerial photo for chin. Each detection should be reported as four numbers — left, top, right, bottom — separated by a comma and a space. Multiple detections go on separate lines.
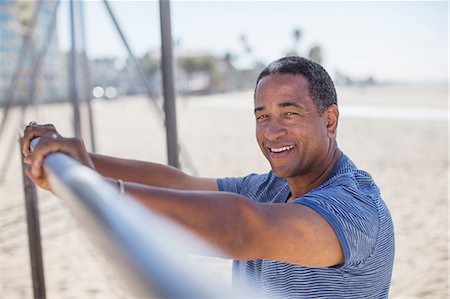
270, 165, 293, 179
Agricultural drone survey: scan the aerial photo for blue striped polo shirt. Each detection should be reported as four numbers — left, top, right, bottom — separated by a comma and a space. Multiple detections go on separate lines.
217, 154, 395, 298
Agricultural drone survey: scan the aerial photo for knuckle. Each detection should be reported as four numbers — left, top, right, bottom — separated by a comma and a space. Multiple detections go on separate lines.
68, 137, 81, 145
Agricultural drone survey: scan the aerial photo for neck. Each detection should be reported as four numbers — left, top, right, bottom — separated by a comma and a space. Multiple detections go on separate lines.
287, 143, 342, 201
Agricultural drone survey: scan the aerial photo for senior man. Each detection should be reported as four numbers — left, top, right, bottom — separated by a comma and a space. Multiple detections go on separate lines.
23, 56, 395, 298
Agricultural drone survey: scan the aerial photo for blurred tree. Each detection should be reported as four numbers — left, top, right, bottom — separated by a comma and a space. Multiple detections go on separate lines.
142, 52, 159, 75
224, 52, 233, 65
178, 55, 215, 73
239, 34, 252, 54
293, 28, 301, 54
17, 1, 33, 26
285, 28, 302, 56
308, 45, 322, 63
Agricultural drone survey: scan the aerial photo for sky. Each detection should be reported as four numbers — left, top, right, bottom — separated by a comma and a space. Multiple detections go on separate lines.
57, 0, 449, 84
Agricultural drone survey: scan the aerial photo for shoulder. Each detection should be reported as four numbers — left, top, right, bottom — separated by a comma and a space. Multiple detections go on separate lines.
309, 156, 383, 228
218, 171, 287, 198
320, 155, 382, 204
293, 156, 393, 266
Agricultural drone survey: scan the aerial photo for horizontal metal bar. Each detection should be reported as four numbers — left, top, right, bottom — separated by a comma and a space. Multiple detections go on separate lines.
29, 139, 230, 298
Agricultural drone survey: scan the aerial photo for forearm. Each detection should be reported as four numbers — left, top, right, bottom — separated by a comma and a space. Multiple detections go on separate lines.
90, 153, 198, 189
123, 181, 261, 258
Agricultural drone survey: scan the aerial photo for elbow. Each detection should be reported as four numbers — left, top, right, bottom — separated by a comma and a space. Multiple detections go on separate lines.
228, 199, 265, 260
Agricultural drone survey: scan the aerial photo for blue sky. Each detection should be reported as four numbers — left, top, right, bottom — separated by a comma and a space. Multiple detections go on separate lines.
57, 0, 448, 83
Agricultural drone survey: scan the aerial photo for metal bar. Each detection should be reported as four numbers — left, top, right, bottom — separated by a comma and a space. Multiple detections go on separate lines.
102, 0, 163, 119
0, 0, 43, 139
68, 0, 82, 138
20, 137, 46, 299
78, 0, 96, 152
28, 138, 230, 298
159, 0, 180, 168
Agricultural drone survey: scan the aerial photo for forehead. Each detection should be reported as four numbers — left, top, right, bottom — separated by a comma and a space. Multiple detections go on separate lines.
254, 73, 311, 106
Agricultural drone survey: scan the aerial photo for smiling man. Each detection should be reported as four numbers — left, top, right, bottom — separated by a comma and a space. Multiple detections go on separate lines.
23, 56, 394, 298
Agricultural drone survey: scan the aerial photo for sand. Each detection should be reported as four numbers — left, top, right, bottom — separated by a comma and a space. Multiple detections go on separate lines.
0, 84, 448, 298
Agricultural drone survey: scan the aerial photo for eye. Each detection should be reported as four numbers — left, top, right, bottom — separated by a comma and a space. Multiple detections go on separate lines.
285, 111, 298, 117
256, 114, 268, 121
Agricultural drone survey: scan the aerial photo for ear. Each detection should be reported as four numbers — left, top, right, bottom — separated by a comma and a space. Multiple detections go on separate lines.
325, 105, 339, 138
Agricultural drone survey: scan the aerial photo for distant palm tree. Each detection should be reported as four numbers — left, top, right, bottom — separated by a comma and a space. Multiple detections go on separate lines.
308, 45, 322, 64
293, 28, 301, 54
239, 34, 252, 54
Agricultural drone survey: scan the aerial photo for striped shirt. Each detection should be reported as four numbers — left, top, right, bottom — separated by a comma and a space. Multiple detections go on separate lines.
217, 154, 395, 298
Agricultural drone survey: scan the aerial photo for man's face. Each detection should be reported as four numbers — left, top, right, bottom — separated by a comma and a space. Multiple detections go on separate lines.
254, 73, 331, 179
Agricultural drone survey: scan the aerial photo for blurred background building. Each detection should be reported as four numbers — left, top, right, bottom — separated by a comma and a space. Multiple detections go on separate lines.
0, 1, 333, 106
0, 1, 67, 106
0, 1, 447, 103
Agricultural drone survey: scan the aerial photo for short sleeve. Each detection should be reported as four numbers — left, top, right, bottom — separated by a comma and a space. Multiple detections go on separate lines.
293, 187, 380, 268
218, 172, 288, 204
217, 177, 246, 194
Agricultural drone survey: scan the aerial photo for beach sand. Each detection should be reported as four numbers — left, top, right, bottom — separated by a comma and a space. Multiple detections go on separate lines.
0, 84, 448, 298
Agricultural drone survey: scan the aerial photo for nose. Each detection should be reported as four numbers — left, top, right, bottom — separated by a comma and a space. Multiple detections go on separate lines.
264, 117, 287, 141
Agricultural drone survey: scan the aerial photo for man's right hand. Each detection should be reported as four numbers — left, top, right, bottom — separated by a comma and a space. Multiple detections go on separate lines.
22, 122, 95, 192
22, 122, 60, 165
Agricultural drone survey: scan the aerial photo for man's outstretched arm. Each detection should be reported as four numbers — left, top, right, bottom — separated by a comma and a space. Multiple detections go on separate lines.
123, 181, 344, 268
91, 153, 218, 191
21, 123, 217, 191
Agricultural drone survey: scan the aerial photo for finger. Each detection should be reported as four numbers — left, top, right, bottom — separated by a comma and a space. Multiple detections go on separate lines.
23, 156, 32, 165
22, 126, 44, 156
22, 131, 40, 157
22, 124, 57, 156
25, 166, 39, 186
25, 166, 33, 180
30, 135, 71, 178
31, 152, 44, 178
30, 135, 56, 178
25, 166, 51, 191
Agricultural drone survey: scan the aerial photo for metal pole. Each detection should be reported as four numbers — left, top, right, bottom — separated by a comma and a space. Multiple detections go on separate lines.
68, 0, 82, 138
20, 137, 46, 299
159, 0, 180, 168
0, 0, 43, 139
103, 0, 190, 174
78, 0, 96, 152
102, 0, 163, 119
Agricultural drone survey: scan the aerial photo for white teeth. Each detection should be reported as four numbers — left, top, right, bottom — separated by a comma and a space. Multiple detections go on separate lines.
270, 145, 295, 153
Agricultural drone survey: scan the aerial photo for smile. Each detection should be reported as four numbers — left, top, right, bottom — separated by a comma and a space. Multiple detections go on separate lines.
269, 145, 295, 153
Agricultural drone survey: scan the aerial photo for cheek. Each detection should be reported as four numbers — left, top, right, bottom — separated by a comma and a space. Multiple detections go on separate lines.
255, 128, 269, 155
295, 123, 327, 145
255, 126, 264, 142
308, 123, 330, 148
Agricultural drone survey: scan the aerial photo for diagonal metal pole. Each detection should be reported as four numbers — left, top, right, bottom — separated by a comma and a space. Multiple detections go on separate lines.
102, 0, 163, 119
0, 0, 43, 139
68, 0, 82, 138
20, 137, 46, 299
102, 0, 182, 168
159, 0, 179, 168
